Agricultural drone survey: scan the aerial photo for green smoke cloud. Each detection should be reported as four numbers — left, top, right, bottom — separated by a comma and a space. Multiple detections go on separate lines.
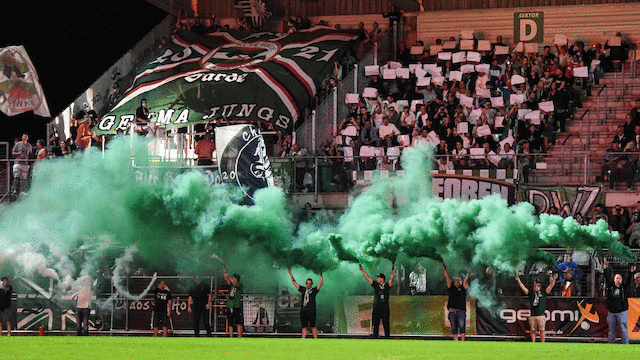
0, 136, 633, 312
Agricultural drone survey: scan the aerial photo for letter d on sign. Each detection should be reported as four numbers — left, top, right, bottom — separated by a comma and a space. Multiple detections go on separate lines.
520, 19, 537, 42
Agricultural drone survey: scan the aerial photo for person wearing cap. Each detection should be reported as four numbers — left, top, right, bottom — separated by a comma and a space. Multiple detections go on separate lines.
559, 267, 580, 297
359, 264, 395, 338
442, 263, 469, 341
287, 268, 323, 338
515, 272, 558, 342
602, 260, 634, 344
222, 264, 243, 338
73, 102, 99, 127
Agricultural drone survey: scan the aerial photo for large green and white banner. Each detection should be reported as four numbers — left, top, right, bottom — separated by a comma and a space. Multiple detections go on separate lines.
96, 27, 360, 134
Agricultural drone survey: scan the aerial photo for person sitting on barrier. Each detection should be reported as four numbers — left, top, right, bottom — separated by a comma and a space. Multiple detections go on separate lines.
515, 272, 558, 342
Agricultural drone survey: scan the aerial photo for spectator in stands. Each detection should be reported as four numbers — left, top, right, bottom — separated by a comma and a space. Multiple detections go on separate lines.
379, 155, 395, 171
613, 125, 630, 148
360, 120, 381, 147
629, 98, 640, 125
337, 116, 360, 145
331, 149, 352, 192
75, 118, 101, 151
290, 143, 310, 192
438, 155, 454, 171
35, 139, 47, 161
368, 75, 387, 98
626, 209, 640, 248
176, 10, 193, 31
604, 32, 630, 71
629, 269, 640, 297
369, 22, 382, 44
397, 42, 411, 66
518, 141, 532, 183
74, 102, 99, 127
542, 46, 556, 64
387, 107, 400, 128
399, 106, 415, 135
498, 142, 515, 169
609, 205, 631, 242
194, 132, 215, 166
379, 116, 401, 148
52, 138, 70, 157
382, 5, 402, 39
11, 133, 32, 195
588, 43, 606, 84
452, 141, 468, 169
558, 266, 581, 297
591, 204, 609, 224
277, 134, 292, 157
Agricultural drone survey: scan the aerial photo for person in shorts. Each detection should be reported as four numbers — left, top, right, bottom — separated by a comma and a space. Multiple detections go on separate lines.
222, 264, 243, 337
443, 263, 469, 341
11, 133, 32, 195
515, 272, 558, 342
287, 268, 323, 338
152, 280, 172, 337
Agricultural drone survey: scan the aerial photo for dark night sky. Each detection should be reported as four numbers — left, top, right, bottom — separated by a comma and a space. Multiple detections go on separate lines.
0, 0, 168, 144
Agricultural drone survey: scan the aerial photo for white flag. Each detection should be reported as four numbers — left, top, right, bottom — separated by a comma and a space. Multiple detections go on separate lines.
0, 45, 50, 117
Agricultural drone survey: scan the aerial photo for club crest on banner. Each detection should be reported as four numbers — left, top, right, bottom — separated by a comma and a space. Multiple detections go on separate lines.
200, 41, 280, 71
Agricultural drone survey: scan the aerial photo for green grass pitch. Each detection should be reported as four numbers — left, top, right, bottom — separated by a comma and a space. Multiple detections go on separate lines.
2, 337, 636, 360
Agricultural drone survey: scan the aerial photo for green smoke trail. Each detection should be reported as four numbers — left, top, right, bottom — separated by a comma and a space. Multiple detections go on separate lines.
330, 142, 634, 307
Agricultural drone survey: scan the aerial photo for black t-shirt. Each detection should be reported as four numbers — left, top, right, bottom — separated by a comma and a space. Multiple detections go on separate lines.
297, 285, 319, 312
448, 285, 466, 311
136, 106, 149, 122
372, 282, 391, 309
153, 287, 172, 313
189, 283, 210, 310
0, 285, 12, 310
528, 290, 547, 317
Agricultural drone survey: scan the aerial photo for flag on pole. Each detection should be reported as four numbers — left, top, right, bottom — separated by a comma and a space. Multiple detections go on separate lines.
236, 0, 272, 28
0, 45, 50, 117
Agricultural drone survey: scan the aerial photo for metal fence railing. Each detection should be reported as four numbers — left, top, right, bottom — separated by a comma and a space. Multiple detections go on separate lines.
0, 142, 9, 201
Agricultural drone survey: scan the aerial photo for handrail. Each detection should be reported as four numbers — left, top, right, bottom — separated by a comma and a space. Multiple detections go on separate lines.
562, 133, 573, 146
580, 109, 590, 119
597, 84, 607, 96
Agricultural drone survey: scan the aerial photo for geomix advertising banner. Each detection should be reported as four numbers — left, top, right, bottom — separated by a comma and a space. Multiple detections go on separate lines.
97, 27, 360, 134
336, 295, 476, 335
477, 297, 608, 337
